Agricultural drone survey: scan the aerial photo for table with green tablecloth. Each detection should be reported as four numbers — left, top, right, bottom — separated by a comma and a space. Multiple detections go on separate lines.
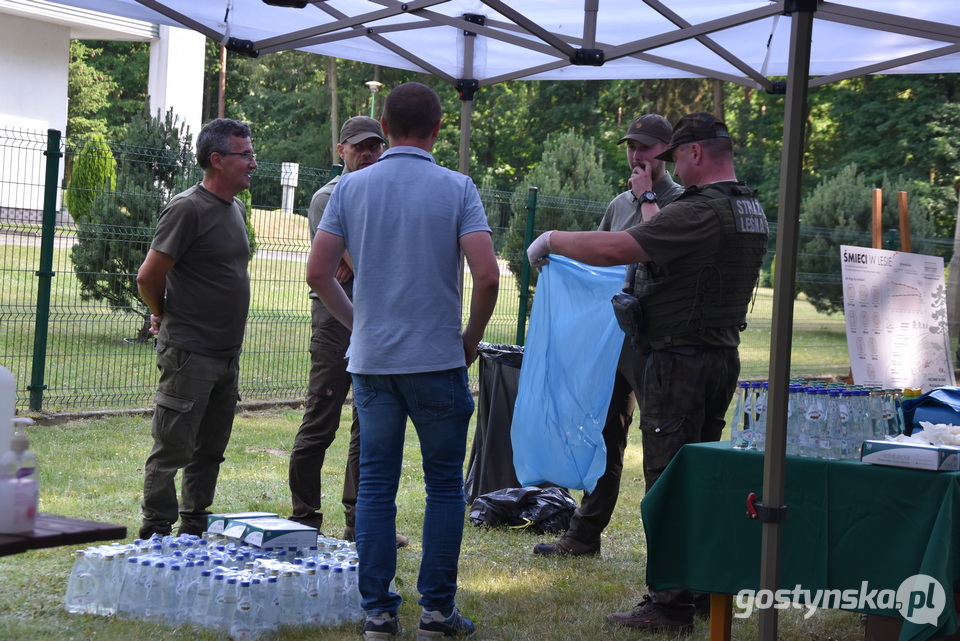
642, 441, 960, 641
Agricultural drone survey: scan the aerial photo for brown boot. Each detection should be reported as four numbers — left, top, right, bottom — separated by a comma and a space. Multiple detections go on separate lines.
606, 595, 694, 634
344, 526, 410, 549
532, 535, 600, 557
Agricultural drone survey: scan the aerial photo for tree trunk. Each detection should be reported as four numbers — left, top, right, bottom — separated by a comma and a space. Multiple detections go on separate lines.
327, 57, 339, 164
712, 78, 724, 122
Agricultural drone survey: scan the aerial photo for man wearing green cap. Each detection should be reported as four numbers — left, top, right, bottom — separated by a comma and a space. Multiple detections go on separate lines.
533, 113, 683, 558
527, 112, 769, 634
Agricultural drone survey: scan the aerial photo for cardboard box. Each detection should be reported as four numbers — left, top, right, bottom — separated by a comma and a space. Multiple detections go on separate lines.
860, 440, 960, 472
221, 517, 318, 549
206, 511, 278, 535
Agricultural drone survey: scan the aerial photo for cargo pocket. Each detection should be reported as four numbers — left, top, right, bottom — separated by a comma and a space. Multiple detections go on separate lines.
152, 391, 196, 442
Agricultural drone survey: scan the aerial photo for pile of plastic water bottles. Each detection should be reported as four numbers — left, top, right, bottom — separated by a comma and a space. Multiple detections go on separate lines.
730, 380, 907, 459
64, 532, 368, 639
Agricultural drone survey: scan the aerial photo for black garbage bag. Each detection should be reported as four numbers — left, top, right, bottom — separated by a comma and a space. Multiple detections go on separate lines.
468, 486, 578, 534
464, 343, 524, 504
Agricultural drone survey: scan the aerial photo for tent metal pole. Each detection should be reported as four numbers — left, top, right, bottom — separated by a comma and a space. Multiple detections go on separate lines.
458, 15, 477, 175
758, 4, 815, 640
459, 99, 473, 175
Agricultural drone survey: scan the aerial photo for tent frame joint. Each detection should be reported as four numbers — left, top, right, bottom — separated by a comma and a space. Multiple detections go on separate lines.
457, 78, 480, 101
783, 0, 819, 15
570, 48, 605, 66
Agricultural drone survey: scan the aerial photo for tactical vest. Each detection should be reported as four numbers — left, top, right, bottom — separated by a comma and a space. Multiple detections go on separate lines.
633, 182, 768, 344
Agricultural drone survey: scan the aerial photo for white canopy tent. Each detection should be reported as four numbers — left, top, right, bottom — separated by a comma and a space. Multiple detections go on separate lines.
47, 1, 960, 638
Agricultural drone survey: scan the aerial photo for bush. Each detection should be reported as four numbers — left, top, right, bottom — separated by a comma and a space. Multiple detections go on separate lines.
65, 133, 116, 223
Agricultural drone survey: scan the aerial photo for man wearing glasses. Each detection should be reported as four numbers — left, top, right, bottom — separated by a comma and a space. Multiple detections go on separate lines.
136, 118, 257, 539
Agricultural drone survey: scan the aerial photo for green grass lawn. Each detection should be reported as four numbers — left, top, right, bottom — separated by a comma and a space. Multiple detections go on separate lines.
0, 408, 863, 641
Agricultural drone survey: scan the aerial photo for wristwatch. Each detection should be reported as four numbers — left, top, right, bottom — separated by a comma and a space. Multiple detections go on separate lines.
640, 190, 658, 204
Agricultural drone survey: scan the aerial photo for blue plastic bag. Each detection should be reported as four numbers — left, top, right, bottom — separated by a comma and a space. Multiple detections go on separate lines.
511, 255, 626, 493
900, 386, 960, 435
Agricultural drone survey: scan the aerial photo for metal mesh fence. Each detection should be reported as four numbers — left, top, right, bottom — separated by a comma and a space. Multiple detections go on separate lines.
0, 127, 955, 414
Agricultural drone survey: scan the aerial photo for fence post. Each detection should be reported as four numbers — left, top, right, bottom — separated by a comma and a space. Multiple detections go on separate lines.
280, 162, 299, 214
515, 186, 538, 346
28, 129, 62, 411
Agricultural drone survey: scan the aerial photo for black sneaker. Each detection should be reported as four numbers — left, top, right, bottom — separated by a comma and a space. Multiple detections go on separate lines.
416, 606, 476, 639
606, 595, 694, 634
363, 611, 401, 639
532, 535, 600, 557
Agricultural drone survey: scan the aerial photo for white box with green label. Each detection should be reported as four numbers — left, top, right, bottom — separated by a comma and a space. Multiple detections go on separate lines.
206, 511, 278, 535
221, 517, 318, 549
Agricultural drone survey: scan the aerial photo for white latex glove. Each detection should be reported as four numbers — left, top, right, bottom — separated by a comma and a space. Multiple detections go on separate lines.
526, 230, 555, 269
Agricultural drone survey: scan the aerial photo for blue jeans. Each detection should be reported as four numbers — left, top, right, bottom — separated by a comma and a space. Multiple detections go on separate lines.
352, 368, 474, 615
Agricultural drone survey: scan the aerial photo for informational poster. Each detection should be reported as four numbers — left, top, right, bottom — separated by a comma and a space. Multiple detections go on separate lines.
840, 245, 954, 391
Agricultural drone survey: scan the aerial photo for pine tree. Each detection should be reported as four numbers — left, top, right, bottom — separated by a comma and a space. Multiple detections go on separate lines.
500, 129, 615, 290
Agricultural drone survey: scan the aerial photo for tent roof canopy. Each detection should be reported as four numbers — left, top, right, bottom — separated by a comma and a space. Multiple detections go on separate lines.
54, 1, 960, 92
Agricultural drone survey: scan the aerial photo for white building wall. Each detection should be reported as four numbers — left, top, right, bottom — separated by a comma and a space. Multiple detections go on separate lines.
148, 25, 205, 140
0, 13, 70, 215
0, 12, 70, 133
0, 6, 205, 217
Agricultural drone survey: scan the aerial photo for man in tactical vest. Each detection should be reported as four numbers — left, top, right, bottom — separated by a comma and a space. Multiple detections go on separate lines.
526, 112, 769, 634
533, 114, 683, 559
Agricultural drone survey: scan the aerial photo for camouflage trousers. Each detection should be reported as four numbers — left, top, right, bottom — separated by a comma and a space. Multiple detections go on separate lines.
638, 346, 740, 491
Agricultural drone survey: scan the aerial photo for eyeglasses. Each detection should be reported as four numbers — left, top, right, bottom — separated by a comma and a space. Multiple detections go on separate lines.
221, 151, 257, 160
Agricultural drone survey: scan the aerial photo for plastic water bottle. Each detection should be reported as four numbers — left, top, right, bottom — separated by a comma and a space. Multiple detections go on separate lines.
230, 579, 255, 640
316, 562, 335, 625
277, 570, 302, 626
821, 389, 841, 460
210, 576, 241, 633
190, 569, 215, 625
800, 388, 826, 458
743, 382, 761, 448
881, 389, 900, 435
342, 564, 364, 623
785, 385, 803, 456
329, 565, 350, 624
301, 563, 322, 625
261, 574, 282, 636
64, 550, 98, 614
753, 382, 768, 452
202, 572, 227, 626
838, 389, 857, 459
865, 388, 885, 439
160, 563, 183, 625
730, 381, 750, 449
115, 556, 143, 619
142, 560, 167, 623
95, 551, 124, 616
174, 560, 199, 623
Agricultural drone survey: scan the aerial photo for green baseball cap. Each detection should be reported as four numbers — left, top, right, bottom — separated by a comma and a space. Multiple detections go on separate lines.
655, 112, 730, 161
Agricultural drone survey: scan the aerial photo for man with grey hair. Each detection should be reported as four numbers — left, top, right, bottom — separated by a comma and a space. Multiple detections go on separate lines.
288, 116, 413, 548
136, 118, 256, 539
534, 113, 683, 558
